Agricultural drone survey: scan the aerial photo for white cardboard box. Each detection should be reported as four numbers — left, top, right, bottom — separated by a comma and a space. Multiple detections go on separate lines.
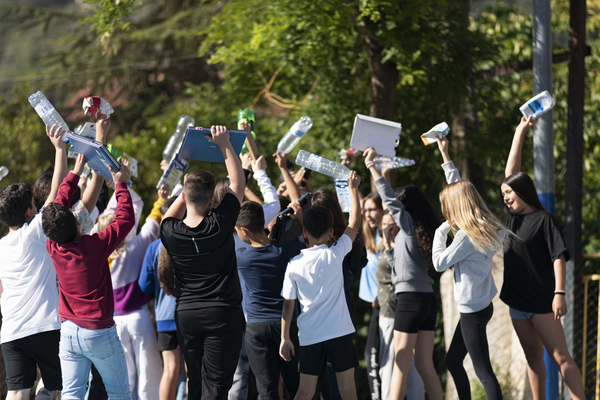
349, 114, 401, 158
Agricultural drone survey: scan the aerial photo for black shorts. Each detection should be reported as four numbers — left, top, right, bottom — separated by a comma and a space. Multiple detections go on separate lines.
157, 331, 179, 352
299, 334, 358, 376
394, 292, 438, 333
1, 330, 62, 391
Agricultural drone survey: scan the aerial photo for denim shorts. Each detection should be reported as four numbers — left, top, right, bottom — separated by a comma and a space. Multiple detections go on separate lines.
509, 307, 534, 320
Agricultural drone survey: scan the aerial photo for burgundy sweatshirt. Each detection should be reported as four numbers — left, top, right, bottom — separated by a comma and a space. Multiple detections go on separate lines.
47, 172, 135, 329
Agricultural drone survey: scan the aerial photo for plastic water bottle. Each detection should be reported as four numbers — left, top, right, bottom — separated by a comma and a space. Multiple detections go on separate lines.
28, 91, 70, 141
0, 166, 8, 181
373, 156, 415, 170
163, 114, 195, 161
519, 91, 556, 119
296, 150, 349, 179
277, 116, 313, 155
238, 108, 256, 155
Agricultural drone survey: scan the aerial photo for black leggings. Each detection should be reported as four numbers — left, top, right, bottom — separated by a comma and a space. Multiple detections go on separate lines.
445, 302, 502, 400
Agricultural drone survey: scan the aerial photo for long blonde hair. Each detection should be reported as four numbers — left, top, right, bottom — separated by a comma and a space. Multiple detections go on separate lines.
97, 213, 127, 260
439, 181, 505, 254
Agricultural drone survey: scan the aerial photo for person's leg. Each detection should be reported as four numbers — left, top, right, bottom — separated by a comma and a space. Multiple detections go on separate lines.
443, 321, 470, 399
530, 313, 585, 400
294, 374, 319, 400
131, 308, 163, 400
114, 314, 137, 397
245, 323, 281, 400
364, 307, 381, 400
334, 369, 357, 400
459, 305, 501, 400
378, 316, 394, 400
227, 331, 249, 400
176, 309, 205, 400
88, 364, 107, 400
200, 307, 244, 400
511, 318, 546, 400
6, 389, 30, 400
81, 325, 131, 400
160, 348, 182, 400
413, 331, 443, 400
59, 321, 95, 400
405, 354, 425, 400
389, 331, 417, 400
278, 322, 300, 399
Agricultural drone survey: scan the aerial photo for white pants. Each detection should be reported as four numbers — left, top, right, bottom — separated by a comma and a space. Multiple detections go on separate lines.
114, 306, 163, 400
379, 316, 425, 400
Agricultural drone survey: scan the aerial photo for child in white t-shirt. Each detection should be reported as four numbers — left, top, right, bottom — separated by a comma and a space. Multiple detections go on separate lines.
280, 171, 361, 400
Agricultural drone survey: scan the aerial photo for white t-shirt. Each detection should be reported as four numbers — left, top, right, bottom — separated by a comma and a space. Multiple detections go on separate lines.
0, 212, 60, 343
281, 234, 355, 346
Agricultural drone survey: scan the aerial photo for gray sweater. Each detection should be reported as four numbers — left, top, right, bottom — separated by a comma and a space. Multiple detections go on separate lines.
374, 177, 433, 293
432, 161, 501, 313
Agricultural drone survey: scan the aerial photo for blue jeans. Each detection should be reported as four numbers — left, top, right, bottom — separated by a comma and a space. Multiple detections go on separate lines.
59, 320, 131, 400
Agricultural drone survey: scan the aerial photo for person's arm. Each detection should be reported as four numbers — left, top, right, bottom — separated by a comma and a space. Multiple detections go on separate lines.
279, 299, 296, 362
432, 223, 470, 272
342, 170, 361, 242
552, 253, 567, 320
80, 116, 111, 214
44, 124, 68, 207
506, 115, 536, 177
208, 125, 245, 204
138, 242, 158, 295
96, 161, 135, 257
54, 155, 84, 209
274, 152, 301, 202
436, 137, 461, 184
253, 157, 280, 226
363, 147, 383, 182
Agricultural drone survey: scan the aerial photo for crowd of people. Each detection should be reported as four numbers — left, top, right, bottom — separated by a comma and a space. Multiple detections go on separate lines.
0, 112, 586, 400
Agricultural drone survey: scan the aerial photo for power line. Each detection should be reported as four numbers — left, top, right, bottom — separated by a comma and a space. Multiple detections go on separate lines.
0, 54, 203, 83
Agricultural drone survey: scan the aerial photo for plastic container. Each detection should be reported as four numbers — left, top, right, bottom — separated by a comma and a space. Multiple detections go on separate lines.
373, 156, 415, 170
163, 114, 195, 161
28, 91, 70, 141
0, 166, 8, 181
519, 91, 556, 119
277, 116, 313, 155
238, 108, 256, 155
296, 150, 349, 179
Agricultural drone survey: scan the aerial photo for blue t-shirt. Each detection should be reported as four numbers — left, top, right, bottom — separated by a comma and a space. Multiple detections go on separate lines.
236, 241, 305, 323
138, 239, 177, 332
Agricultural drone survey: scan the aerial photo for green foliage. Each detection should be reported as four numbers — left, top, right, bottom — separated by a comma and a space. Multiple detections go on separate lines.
83, 0, 137, 37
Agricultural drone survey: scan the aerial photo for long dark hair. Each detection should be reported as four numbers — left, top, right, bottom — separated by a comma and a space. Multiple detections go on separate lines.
394, 185, 439, 267
311, 188, 346, 243
362, 192, 383, 253
501, 172, 544, 213
158, 246, 175, 296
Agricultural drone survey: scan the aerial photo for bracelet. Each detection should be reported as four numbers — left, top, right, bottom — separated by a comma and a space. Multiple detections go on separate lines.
365, 161, 374, 169
554, 290, 566, 295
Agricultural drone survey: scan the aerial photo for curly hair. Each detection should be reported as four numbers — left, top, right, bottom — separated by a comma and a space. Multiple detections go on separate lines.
0, 183, 34, 228
42, 203, 78, 244
394, 185, 439, 268
158, 246, 175, 296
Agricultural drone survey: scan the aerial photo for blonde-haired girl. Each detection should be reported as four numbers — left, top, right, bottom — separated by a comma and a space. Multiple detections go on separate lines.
432, 137, 503, 400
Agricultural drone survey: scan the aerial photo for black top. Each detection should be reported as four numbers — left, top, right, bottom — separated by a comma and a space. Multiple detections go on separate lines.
160, 192, 242, 311
237, 241, 305, 323
500, 210, 570, 314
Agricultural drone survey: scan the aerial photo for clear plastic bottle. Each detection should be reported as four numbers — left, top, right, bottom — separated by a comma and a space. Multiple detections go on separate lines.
519, 91, 556, 119
296, 150, 349, 179
0, 166, 8, 181
163, 114, 195, 161
28, 91, 70, 141
277, 116, 313, 155
373, 156, 415, 170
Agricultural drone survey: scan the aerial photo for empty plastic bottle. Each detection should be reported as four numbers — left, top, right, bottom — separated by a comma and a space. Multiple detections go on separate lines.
296, 150, 349, 180
0, 166, 8, 181
519, 91, 556, 119
238, 108, 256, 155
373, 156, 415, 170
277, 116, 313, 155
163, 114, 195, 161
28, 91, 70, 141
